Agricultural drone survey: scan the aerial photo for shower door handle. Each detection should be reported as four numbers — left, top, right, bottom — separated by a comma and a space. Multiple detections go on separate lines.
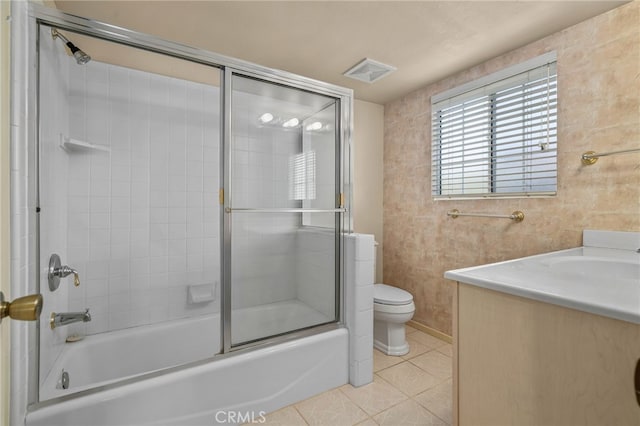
0, 291, 43, 324
225, 208, 347, 213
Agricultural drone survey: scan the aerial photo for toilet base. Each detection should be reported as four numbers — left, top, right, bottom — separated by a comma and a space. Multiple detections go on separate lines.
373, 319, 410, 356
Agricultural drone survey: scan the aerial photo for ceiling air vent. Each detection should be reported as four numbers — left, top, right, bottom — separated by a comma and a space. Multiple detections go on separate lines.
343, 58, 396, 84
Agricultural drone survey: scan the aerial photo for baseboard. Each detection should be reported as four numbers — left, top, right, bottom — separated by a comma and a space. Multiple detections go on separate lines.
407, 320, 452, 344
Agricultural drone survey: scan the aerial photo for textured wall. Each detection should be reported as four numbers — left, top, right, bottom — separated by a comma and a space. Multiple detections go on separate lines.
383, 2, 639, 335
353, 100, 385, 283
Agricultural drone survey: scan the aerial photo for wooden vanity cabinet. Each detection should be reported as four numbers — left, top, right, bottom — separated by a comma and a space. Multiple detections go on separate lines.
452, 283, 640, 425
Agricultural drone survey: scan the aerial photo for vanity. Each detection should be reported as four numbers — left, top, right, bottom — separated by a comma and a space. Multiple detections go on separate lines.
445, 230, 640, 425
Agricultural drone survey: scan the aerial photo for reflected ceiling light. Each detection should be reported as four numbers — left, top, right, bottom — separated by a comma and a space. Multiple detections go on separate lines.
282, 118, 299, 128
305, 121, 323, 131
259, 113, 274, 124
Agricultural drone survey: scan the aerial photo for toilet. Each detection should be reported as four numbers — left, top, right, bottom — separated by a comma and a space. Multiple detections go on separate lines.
373, 283, 415, 356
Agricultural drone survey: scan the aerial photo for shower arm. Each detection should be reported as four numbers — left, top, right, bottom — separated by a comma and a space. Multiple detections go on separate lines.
51, 28, 78, 53
51, 28, 91, 64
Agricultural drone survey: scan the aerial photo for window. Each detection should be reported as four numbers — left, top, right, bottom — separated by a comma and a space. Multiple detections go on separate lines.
431, 52, 557, 198
289, 150, 316, 201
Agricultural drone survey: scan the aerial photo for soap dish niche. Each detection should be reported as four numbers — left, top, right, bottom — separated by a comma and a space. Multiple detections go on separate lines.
188, 282, 217, 305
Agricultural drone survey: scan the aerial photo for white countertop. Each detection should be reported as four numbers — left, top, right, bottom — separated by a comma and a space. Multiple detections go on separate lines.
445, 231, 640, 325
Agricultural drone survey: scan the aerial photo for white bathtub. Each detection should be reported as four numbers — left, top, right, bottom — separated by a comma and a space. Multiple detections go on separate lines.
445, 230, 640, 324
39, 314, 219, 401
28, 300, 346, 426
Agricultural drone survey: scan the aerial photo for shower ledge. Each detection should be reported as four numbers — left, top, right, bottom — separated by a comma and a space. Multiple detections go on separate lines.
60, 135, 110, 153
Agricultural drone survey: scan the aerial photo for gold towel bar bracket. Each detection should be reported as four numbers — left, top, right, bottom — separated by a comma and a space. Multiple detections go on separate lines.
581, 148, 640, 165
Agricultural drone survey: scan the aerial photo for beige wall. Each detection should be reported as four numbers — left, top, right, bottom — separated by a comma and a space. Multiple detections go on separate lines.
353, 100, 384, 282
383, 2, 640, 336
1, 0, 11, 424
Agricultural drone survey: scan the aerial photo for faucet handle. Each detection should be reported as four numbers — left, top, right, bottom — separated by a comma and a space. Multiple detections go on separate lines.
48, 254, 80, 290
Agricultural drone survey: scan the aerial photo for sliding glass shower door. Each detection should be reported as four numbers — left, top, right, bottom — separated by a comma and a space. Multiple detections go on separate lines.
226, 73, 342, 347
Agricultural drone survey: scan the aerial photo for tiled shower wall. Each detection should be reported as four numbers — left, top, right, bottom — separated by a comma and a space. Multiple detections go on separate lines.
296, 123, 339, 318
63, 61, 221, 335
383, 2, 639, 335
38, 27, 70, 386
230, 102, 300, 309
229, 95, 339, 315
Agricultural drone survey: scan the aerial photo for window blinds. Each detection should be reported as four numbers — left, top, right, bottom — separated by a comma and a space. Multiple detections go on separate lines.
289, 150, 316, 200
432, 54, 557, 198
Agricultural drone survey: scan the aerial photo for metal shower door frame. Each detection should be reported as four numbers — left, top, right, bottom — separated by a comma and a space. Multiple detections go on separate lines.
24, 3, 353, 408
221, 68, 348, 353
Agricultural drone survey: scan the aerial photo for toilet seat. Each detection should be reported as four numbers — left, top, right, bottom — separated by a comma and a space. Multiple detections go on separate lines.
374, 284, 413, 305
374, 301, 415, 314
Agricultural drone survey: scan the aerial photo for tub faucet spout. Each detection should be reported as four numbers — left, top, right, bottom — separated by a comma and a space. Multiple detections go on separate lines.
50, 309, 91, 329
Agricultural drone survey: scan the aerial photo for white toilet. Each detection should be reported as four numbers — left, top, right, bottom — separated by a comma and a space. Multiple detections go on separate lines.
373, 283, 415, 356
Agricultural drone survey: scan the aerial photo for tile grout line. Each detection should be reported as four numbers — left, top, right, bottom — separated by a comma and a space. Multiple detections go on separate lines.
413, 402, 452, 426
336, 385, 378, 426
291, 404, 310, 425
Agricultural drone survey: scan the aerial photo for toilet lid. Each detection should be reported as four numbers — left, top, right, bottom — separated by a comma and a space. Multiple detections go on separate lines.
374, 284, 413, 305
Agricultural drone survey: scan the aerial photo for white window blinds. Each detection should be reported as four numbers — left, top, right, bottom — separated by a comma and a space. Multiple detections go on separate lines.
289, 150, 316, 200
432, 53, 557, 198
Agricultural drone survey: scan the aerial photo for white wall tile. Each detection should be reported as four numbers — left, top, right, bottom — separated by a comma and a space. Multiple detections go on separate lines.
355, 234, 376, 261
350, 357, 374, 387
355, 284, 374, 313
37, 26, 72, 387
89, 213, 109, 229
355, 260, 375, 287
90, 197, 110, 213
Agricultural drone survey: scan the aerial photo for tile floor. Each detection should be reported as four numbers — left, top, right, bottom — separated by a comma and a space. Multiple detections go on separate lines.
259, 325, 452, 426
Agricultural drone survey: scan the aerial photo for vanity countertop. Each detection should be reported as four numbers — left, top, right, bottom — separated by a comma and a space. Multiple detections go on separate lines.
445, 230, 640, 324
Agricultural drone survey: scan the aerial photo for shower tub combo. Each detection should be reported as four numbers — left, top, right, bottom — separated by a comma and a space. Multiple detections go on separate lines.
30, 321, 348, 426
10, 3, 373, 425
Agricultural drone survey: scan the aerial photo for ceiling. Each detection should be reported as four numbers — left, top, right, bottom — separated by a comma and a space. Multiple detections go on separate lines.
53, 1, 628, 105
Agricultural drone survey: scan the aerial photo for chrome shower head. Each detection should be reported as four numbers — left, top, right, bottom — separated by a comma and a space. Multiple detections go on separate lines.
51, 28, 91, 65
72, 49, 92, 65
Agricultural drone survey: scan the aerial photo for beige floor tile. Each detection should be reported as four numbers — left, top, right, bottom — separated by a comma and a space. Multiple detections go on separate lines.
373, 348, 403, 372
407, 331, 448, 349
295, 388, 368, 426
436, 343, 453, 358
409, 351, 452, 380
377, 361, 441, 396
401, 337, 432, 360
340, 374, 408, 416
355, 419, 378, 426
373, 399, 446, 426
405, 324, 419, 334
261, 406, 308, 425
414, 379, 453, 425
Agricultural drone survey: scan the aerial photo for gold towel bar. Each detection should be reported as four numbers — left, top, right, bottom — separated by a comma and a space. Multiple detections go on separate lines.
447, 209, 525, 223
581, 148, 640, 165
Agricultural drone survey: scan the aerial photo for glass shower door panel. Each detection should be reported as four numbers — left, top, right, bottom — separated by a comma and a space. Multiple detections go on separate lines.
229, 74, 340, 346
230, 212, 336, 345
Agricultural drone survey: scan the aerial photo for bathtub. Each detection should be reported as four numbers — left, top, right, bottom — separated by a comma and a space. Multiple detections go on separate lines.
28, 300, 346, 426
445, 230, 640, 324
